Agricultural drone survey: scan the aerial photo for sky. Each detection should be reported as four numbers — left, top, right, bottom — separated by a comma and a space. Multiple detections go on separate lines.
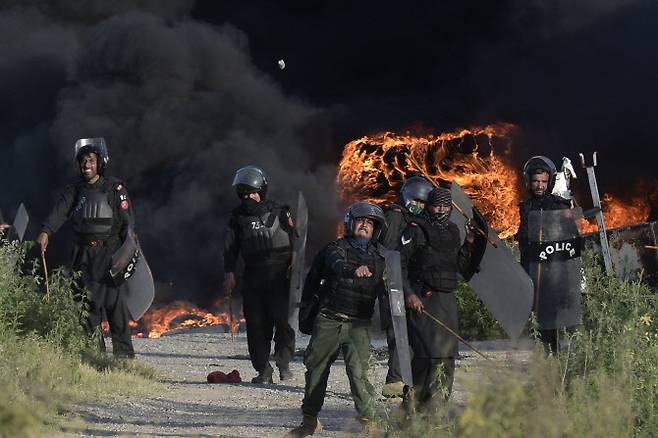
1, 0, 656, 302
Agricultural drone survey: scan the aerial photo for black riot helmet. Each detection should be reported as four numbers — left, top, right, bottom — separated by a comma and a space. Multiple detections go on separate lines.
400, 176, 433, 215
232, 166, 268, 199
522, 156, 557, 193
343, 201, 387, 241
74, 138, 109, 175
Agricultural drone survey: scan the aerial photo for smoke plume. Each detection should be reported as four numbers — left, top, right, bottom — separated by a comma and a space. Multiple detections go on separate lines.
0, 1, 338, 303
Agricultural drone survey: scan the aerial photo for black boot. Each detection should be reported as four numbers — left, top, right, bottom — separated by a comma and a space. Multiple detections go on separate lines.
279, 364, 293, 381
251, 365, 274, 384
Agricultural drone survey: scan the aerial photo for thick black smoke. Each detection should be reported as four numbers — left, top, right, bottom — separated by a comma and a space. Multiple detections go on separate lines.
3, 1, 658, 304
1, 1, 339, 304
196, 0, 658, 202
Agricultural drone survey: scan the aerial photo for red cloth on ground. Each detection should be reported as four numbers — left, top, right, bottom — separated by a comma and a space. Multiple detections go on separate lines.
207, 369, 242, 383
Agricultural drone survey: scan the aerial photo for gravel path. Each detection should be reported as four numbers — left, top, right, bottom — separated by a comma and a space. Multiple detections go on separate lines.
71, 327, 534, 437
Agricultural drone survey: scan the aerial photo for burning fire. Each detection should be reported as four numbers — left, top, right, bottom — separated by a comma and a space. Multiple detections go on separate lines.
337, 124, 651, 238
103, 126, 652, 340
337, 124, 522, 238
102, 297, 243, 339
581, 193, 650, 233
136, 297, 243, 338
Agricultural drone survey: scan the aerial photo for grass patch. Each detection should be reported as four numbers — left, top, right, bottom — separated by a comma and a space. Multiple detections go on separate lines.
383, 249, 658, 437
0, 239, 160, 436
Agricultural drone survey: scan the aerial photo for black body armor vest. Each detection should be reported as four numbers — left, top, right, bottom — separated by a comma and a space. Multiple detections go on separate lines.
325, 240, 385, 319
410, 218, 461, 292
237, 207, 291, 256
71, 180, 114, 238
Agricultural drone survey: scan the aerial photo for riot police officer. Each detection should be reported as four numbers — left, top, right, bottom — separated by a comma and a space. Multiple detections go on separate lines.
287, 202, 387, 437
514, 156, 571, 353
400, 187, 476, 410
379, 176, 432, 398
36, 138, 136, 357
223, 166, 297, 383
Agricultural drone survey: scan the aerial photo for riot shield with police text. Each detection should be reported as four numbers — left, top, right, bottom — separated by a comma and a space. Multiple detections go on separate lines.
451, 182, 535, 340
528, 208, 583, 330
110, 229, 155, 321
288, 192, 308, 331
382, 249, 413, 386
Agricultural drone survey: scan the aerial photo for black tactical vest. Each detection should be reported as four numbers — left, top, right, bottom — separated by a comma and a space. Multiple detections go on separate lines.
71, 180, 114, 238
410, 218, 461, 292
325, 239, 385, 319
236, 206, 291, 256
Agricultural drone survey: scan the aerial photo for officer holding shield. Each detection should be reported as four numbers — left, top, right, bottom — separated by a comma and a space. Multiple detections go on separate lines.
379, 176, 433, 398
400, 187, 477, 410
36, 138, 136, 357
288, 201, 387, 437
515, 156, 577, 353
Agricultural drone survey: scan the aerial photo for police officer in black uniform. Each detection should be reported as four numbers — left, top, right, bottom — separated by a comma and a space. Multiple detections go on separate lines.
36, 138, 136, 357
400, 187, 476, 410
287, 202, 387, 437
223, 166, 297, 384
514, 156, 570, 353
379, 176, 433, 398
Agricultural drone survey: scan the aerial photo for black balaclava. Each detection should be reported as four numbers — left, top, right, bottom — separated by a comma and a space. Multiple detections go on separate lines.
238, 191, 268, 216
423, 187, 452, 228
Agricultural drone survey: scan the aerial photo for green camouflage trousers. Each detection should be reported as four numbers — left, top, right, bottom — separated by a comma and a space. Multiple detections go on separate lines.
301, 313, 377, 420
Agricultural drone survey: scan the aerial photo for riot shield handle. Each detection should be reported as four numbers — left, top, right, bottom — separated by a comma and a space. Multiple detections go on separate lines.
579, 151, 598, 168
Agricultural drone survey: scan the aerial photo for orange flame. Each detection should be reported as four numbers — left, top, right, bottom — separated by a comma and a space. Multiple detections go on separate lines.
337, 124, 522, 237
134, 297, 243, 339
581, 193, 651, 233
337, 124, 652, 238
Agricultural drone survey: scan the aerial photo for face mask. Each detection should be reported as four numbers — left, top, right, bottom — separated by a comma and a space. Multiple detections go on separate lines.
241, 198, 259, 207
407, 202, 423, 215
423, 208, 450, 228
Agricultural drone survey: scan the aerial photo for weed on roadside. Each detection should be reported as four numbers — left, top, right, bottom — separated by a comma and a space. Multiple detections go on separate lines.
0, 240, 159, 436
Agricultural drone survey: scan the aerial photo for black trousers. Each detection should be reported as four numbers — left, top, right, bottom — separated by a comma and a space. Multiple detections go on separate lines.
73, 243, 134, 357
242, 263, 295, 373
86, 280, 135, 357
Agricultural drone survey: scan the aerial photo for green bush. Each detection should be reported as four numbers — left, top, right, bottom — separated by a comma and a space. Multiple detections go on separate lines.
560, 250, 658, 435
455, 281, 506, 340
0, 240, 90, 353
390, 249, 657, 437
0, 239, 158, 435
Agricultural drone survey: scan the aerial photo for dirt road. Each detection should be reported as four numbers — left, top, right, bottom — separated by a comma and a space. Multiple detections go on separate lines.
74, 327, 533, 437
